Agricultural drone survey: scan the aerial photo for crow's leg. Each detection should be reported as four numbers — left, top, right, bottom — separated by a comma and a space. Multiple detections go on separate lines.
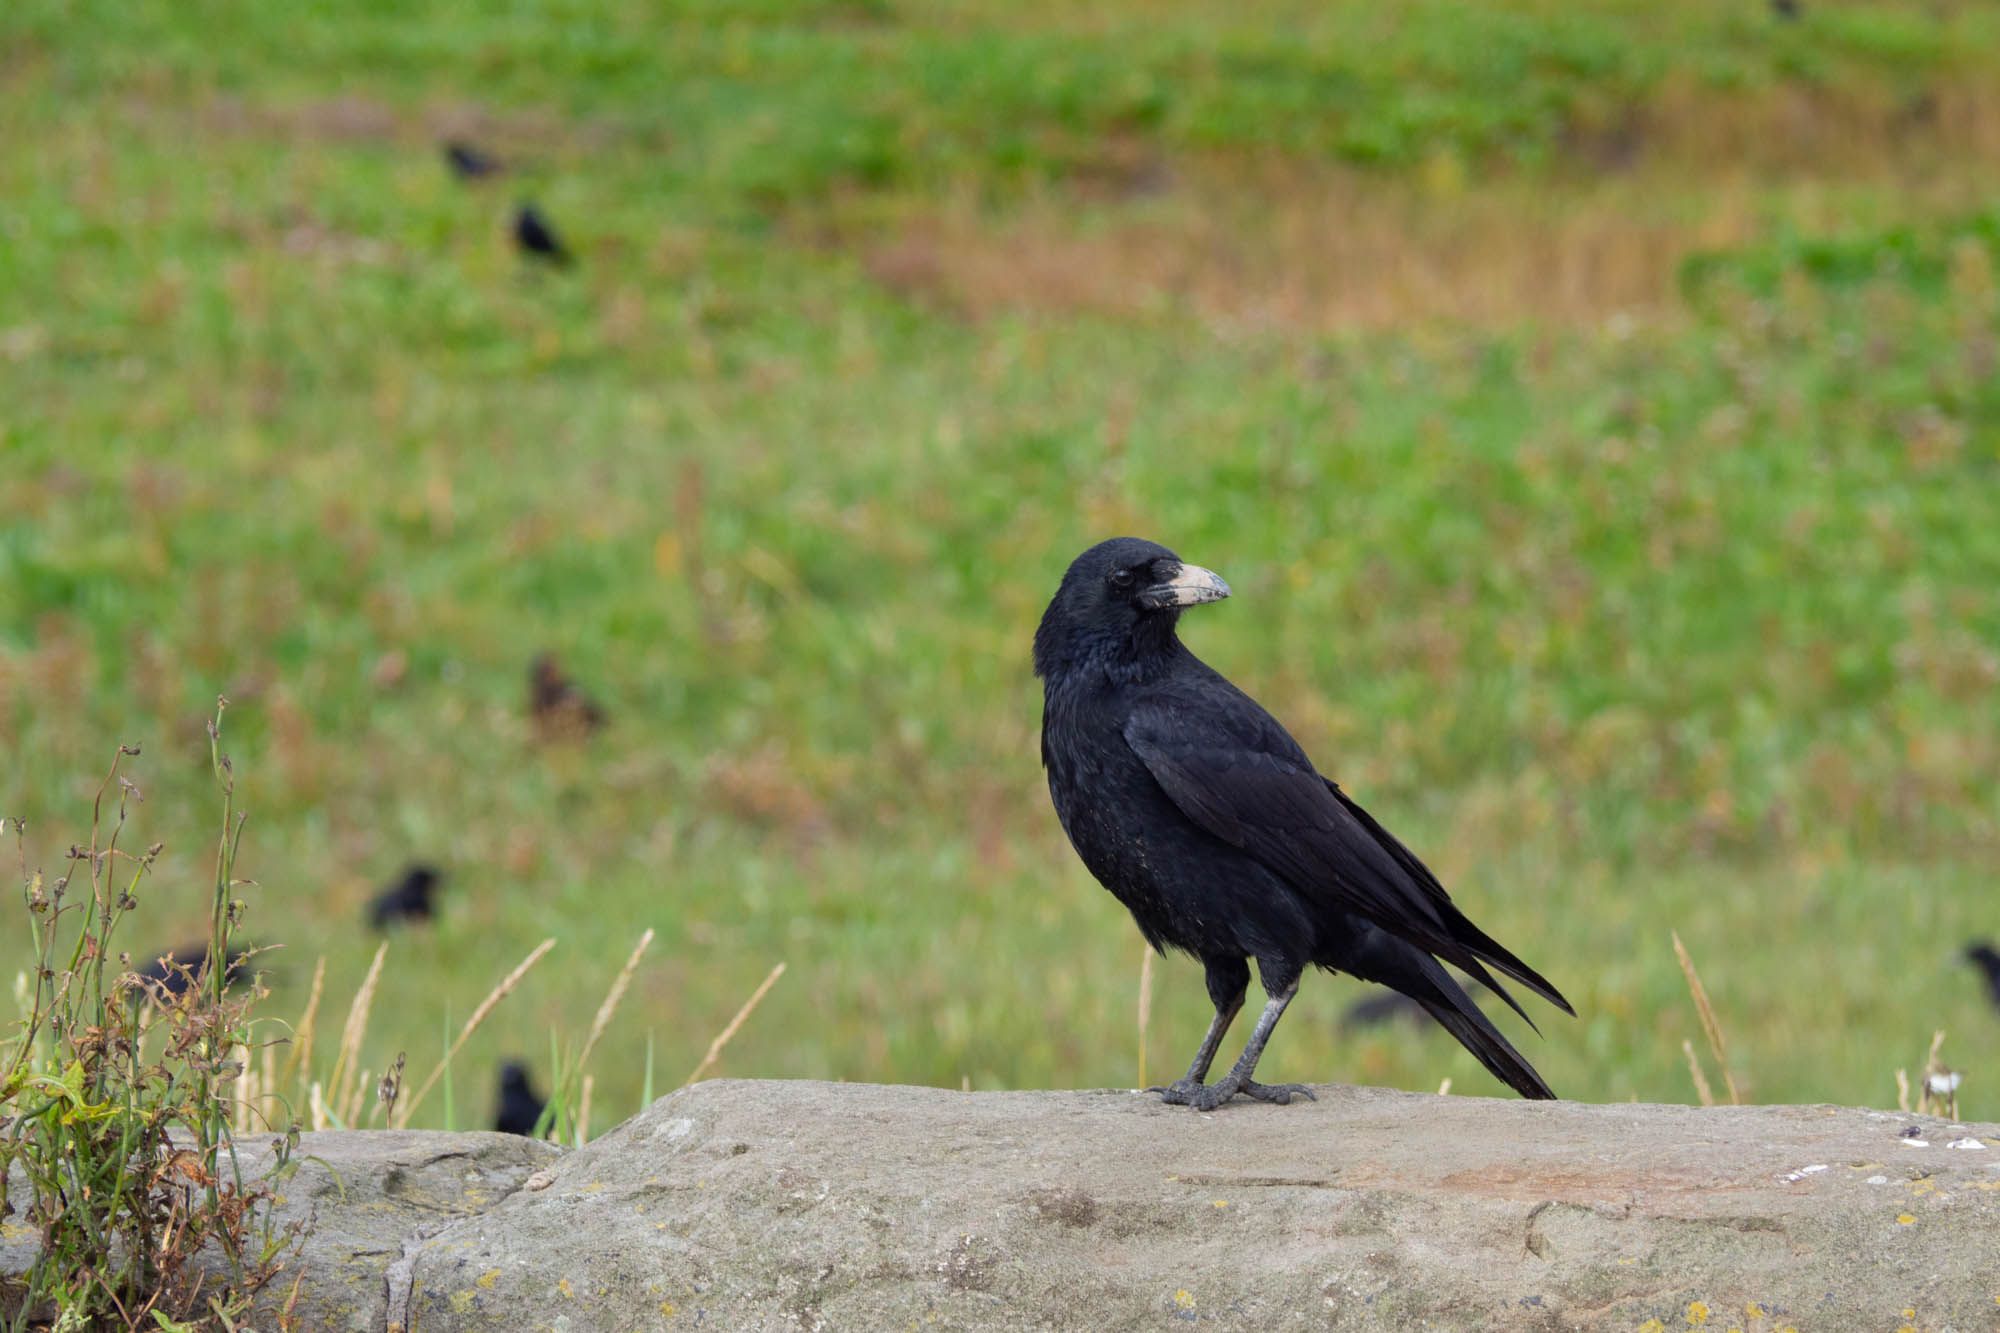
1184, 961, 1316, 1112
1153, 957, 1247, 1106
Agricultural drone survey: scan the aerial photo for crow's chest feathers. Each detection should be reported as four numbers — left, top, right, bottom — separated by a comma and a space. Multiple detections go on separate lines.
1043, 685, 1180, 902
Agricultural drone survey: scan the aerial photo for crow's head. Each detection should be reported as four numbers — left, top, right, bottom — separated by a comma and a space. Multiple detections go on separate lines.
498, 1061, 535, 1096
1035, 537, 1230, 679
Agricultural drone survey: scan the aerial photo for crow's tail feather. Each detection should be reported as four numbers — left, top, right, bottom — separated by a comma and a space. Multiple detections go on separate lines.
1441, 906, 1575, 1019
1411, 965, 1556, 1100
1328, 929, 1557, 1100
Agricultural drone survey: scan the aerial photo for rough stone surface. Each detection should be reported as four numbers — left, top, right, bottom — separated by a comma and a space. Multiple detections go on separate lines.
2, 1128, 557, 1331
254, 1129, 560, 1329
410, 1081, 2000, 1331
8, 1083, 2000, 1330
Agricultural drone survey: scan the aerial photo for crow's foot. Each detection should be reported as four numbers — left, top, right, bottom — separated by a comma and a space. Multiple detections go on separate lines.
1151, 1075, 1315, 1111
1149, 1078, 1207, 1106
1241, 1080, 1315, 1105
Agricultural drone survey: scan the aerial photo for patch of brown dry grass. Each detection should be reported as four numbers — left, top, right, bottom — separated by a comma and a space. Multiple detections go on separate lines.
858, 79, 2000, 332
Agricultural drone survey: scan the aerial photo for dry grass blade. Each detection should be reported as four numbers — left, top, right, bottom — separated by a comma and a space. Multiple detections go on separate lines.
577, 929, 653, 1076
577, 1073, 594, 1144
231, 1044, 255, 1133
343, 1067, 371, 1127
1671, 931, 1739, 1105
1136, 944, 1154, 1090
1895, 1067, 1912, 1113
1436, 1077, 1452, 1097
393, 937, 556, 1128
1682, 1038, 1716, 1108
682, 962, 786, 1087
279, 955, 326, 1092
326, 941, 388, 1122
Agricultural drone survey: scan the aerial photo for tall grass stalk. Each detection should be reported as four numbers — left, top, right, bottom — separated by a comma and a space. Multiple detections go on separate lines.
682, 962, 787, 1087
392, 937, 556, 1128
324, 940, 388, 1127
1136, 945, 1154, 1089
1672, 931, 1740, 1105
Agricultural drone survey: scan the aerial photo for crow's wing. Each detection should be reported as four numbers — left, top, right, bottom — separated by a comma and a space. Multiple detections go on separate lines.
1124, 688, 1571, 1016
1124, 698, 1451, 931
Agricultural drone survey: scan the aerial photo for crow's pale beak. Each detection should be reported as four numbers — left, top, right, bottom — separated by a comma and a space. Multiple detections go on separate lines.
1140, 562, 1231, 610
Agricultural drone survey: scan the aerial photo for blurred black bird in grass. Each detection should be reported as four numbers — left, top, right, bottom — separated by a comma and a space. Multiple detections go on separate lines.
529, 653, 605, 741
133, 942, 248, 1002
1967, 941, 2000, 1012
514, 203, 571, 266
443, 140, 502, 181
1037, 538, 1571, 1110
368, 864, 442, 930
1341, 978, 1503, 1033
1338, 988, 1431, 1033
493, 1061, 548, 1137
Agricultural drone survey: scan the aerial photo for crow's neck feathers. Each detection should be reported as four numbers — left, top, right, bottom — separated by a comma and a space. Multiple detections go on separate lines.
1037, 614, 1188, 691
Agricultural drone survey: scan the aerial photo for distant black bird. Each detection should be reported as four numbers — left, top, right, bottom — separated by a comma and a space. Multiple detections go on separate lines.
493, 1061, 547, 1137
368, 864, 442, 930
529, 653, 605, 740
1339, 988, 1432, 1033
134, 942, 247, 1002
1967, 941, 2000, 1011
1342, 977, 1503, 1032
513, 204, 571, 266
443, 140, 502, 181
1036, 538, 1573, 1110
1770, 0, 1800, 19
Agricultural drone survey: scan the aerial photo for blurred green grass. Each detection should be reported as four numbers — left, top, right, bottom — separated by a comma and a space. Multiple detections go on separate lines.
2, 0, 1998, 1123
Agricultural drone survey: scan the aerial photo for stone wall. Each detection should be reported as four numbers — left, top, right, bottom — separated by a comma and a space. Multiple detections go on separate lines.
7, 1080, 1998, 1330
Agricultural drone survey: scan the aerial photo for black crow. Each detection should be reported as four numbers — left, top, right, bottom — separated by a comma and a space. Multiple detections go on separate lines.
443, 140, 502, 180
1967, 941, 2000, 1011
1036, 538, 1572, 1109
134, 942, 247, 1002
529, 653, 605, 740
1771, 0, 1800, 19
368, 864, 442, 930
493, 1061, 547, 1136
513, 204, 571, 266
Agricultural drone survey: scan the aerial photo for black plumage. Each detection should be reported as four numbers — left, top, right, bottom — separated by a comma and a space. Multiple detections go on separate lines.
513, 203, 571, 266
368, 864, 442, 930
443, 140, 503, 180
1967, 941, 2000, 1012
134, 942, 247, 1002
1036, 538, 1572, 1110
493, 1061, 547, 1137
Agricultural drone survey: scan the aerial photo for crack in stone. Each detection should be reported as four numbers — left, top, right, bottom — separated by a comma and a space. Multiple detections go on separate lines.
379, 1154, 560, 1333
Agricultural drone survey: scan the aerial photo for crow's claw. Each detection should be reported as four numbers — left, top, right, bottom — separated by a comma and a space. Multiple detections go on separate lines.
1152, 1074, 1315, 1111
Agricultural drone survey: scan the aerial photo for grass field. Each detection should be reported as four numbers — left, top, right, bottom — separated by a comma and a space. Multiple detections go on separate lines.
3, 0, 1998, 1127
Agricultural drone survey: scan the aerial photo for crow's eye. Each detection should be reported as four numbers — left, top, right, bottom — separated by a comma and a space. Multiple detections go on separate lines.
1107, 568, 1137, 591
